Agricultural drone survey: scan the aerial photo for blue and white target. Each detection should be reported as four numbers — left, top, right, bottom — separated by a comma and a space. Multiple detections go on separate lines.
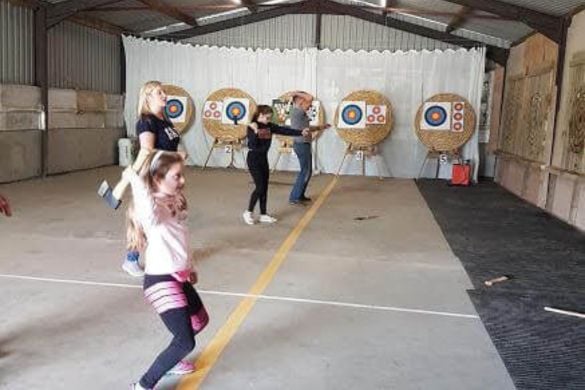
225, 101, 247, 123
421, 102, 451, 131
338, 100, 367, 129
342, 104, 363, 126
165, 98, 185, 121
424, 106, 447, 127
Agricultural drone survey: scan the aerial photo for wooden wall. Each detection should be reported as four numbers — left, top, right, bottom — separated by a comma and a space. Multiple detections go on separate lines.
496, 10, 585, 231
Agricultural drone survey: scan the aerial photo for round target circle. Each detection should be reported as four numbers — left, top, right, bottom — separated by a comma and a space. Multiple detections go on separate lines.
453, 112, 463, 121
226, 101, 247, 122
453, 122, 463, 131
342, 104, 363, 125
204, 110, 212, 118
165, 98, 185, 120
373, 106, 381, 114
454, 102, 464, 111
377, 115, 385, 123
424, 105, 448, 127
367, 115, 375, 122
213, 111, 221, 119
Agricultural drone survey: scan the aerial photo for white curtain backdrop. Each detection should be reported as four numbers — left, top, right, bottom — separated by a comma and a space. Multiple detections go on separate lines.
123, 36, 485, 179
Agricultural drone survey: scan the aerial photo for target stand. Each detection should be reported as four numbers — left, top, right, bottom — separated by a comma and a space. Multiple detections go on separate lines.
271, 138, 294, 173
271, 139, 325, 175
201, 88, 257, 170
414, 93, 476, 180
334, 90, 394, 179
336, 143, 388, 180
202, 137, 246, 170
417, 149, 460, 179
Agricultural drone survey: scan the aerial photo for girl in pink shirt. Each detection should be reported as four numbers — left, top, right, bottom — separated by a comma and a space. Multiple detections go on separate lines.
125, 151, 208, 390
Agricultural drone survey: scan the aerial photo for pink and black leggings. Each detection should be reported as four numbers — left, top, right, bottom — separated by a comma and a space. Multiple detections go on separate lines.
139, 274, 208, 389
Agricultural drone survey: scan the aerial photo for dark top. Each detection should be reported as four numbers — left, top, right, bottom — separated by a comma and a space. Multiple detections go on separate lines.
247, 122, 303, 154
136, 114, 180, 152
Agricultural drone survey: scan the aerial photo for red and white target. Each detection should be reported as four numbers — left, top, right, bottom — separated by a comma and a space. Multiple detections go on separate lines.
452, 101, 465, 133
203, 101, 223, 121
366, 105, 387, 125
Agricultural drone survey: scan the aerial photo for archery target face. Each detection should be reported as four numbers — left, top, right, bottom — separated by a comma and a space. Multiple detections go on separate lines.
307, 101, 321, 126
222, 98, 250, 125
272, 99, 293, 125
452, 101, 465, 132
203, 101, 223, 121
338, 101, 366, 129
366, 105, 387, 125
165, 96, 187, 123
421, 102, 451, 131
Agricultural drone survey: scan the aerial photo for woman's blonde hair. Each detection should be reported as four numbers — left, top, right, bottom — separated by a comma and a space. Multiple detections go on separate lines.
137, 80, 163, 118
126, 151, 186, 251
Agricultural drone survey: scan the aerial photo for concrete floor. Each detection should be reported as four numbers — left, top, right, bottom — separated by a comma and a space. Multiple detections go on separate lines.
0, 168, 515, 390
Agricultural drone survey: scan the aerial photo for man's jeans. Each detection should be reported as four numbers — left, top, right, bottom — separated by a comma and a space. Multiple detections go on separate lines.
290, 142, 312, 202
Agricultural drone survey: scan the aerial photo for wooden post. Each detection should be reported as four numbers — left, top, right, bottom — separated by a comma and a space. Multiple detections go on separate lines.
550, 16, 571, 168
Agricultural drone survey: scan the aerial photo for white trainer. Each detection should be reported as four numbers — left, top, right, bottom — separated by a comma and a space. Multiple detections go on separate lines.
242, 210, 255, 225
122, 260, 145, 277
130, 383, 151, 390
259, 214, 277, 224
167, 359, 196, 375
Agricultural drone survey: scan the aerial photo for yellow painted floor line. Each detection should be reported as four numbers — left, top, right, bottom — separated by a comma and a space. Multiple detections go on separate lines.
178, 176, 338, 389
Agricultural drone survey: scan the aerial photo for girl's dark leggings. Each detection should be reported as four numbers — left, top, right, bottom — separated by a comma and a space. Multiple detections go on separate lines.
247, 152, 270, 215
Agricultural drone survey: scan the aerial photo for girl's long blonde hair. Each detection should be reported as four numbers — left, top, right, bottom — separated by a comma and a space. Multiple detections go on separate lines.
137, 80, 163, 119
126, 151, 187, 251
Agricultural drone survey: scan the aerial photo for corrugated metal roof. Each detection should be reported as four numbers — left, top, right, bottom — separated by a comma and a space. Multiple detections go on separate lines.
458, 16, 532, 43
387, 0, 529, 47
498, 0, 585, 16
394, 0, 462, 14
37, 0, 585, 51
196, 7, 252, 25
341, 0, 585, 16
163, 0, 234, 20
84, 9, 178, 33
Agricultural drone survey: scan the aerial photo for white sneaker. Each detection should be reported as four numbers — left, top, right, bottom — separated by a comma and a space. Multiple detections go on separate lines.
122, 260, 145, 277
167, 359, 196, 375
259, 214, 277, 224
242, 210, 255, 225
130, 383, 151, 390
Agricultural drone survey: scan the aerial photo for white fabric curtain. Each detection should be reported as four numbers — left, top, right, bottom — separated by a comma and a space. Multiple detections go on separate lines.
123, 36, 485, 179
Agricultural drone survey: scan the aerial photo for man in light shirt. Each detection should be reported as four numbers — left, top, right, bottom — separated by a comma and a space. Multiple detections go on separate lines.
288, 92, 329, 204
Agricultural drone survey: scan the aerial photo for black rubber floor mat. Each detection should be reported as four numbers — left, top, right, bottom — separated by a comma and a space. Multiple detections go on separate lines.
468, 289, 585, 390
416, 180, 585, 295
416, 180, 585, 390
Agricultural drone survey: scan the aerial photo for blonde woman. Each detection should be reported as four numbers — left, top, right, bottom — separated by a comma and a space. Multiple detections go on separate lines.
123, 81, 182, 277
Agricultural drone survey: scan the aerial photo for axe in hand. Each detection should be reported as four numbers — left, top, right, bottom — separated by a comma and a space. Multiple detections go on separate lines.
97, 148, 153, 209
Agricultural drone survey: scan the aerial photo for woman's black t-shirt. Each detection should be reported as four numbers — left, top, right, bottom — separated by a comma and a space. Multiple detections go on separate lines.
136, 114, 180, 152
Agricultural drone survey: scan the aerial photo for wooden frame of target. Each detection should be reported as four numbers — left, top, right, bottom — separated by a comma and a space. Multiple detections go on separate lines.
270, 91, 326, 172
201, 88, 257, 169
334, 90, 393, 178
161, 84, 195, 134
414, 93, 476, 179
